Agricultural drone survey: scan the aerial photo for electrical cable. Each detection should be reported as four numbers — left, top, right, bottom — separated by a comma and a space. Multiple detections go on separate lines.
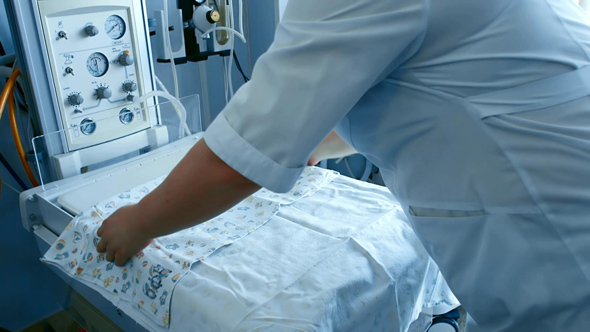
9, 60, 34, 158
14, 87, 28, 154
0, 67, 18, 123
0, 152, 28, 191
1, 180, 21, 196
233, 52, 249, 82
163, 0, 180, 99
3, 68, 39, 187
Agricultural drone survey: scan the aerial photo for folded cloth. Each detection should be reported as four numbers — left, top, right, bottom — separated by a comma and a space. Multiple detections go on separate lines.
42, 167, 338, 328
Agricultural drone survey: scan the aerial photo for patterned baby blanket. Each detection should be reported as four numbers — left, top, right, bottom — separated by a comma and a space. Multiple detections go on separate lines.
43, 167, 337, 328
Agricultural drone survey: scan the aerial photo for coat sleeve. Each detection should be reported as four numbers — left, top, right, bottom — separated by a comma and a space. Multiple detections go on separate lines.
204, 0, 428, 192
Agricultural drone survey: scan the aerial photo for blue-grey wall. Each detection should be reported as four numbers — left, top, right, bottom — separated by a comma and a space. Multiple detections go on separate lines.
0, 2, 62, 330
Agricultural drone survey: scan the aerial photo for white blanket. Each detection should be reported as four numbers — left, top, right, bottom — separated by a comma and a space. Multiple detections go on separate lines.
44, 168, 458, 331
170, 174, 458, 332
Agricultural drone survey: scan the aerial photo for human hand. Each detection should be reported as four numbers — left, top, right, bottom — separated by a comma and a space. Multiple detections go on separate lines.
96, 204, 153, 266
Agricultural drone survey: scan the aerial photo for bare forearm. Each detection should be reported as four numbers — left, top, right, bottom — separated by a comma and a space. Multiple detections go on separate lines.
136, 139, 260, 238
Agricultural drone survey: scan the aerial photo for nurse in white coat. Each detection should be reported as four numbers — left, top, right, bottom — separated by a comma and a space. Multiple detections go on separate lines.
97, 0, 590, 330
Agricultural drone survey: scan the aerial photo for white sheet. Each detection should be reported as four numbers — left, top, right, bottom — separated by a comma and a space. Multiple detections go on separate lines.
168, 175, 458, 332
44, 168, 458, 331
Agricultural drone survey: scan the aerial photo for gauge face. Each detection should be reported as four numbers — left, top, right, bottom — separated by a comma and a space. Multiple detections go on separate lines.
119, 108, 134, 124
80, 118, 96, 135
105, 15, 126, 40
86, 52, 109, 77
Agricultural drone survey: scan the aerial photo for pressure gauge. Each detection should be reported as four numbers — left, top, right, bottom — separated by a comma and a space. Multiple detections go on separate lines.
105, 15, 126, 40
119, 108, 134, 124
80, 118, 96, 135
86, 52, 109, 77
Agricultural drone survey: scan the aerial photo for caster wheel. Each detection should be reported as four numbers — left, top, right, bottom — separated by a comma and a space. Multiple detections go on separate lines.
427, 308, 460, 332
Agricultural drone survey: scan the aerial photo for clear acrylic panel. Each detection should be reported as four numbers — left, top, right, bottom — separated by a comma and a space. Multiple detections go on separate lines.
31, 94, 201, 189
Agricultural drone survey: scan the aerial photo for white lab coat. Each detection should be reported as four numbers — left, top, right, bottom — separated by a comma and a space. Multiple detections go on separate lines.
204, 0, 590, 330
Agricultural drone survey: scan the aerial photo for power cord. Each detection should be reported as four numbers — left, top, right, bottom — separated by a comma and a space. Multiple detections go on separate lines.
0, 152, 28, 191
233, 52, 249, 82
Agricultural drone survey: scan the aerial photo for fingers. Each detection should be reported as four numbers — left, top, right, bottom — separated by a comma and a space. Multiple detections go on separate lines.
96, 237, 106, 253
115, 252, 128, 267
97, 239, 128, 266
106, 246, 115, 262
97, 225, 103, 237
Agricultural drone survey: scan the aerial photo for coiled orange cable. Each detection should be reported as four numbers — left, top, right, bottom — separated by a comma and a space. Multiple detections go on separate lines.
0, 69, 20, 199
2, 68, 39, 188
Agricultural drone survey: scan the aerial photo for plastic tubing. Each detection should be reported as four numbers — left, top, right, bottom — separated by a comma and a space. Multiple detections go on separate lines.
154, 76, 192, 135
238, 0, 244, 37
200, 27, 246, 43
228, 0, 235, 98
163, 0, 179, 99
0, 68, 19, 128
135, 90, 190, 138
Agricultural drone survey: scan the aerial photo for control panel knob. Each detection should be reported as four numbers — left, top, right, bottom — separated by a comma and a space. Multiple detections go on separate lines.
206, 10, 220, 24
122, 81, 137, 93
96, 86, 112, 99
57, 30, 68, 40
118, 52, 134, 66
193, 5, 219, 33
126, 94, 135, 102
68, 93, 84, 106
85, 25, 99, 37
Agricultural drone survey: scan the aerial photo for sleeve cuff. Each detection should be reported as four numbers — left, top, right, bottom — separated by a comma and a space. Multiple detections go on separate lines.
203, 114, 305, 193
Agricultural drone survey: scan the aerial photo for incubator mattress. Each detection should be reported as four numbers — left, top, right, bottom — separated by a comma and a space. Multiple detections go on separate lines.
43, 167, 458, 332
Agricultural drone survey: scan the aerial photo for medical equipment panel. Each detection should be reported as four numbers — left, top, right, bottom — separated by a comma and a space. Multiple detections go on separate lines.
5, 0, 167, 182
37, 0, 158, 152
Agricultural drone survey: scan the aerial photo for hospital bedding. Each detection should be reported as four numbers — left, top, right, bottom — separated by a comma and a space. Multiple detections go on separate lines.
43, 167, 458, 331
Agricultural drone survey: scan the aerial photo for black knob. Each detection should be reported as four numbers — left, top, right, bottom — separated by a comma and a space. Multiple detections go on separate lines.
122, 81, 137, 93
68, 93, 84, 106
85, 25, 99, 37
96, 87, 112, 99
118, 53, 134, 66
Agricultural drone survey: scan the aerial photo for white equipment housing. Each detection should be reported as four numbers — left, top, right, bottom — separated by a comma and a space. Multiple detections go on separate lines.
6, 0, 168, 181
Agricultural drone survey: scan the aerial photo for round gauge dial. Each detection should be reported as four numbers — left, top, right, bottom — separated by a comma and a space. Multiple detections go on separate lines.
80, 118, 96, 135
86, 52, 109, 77
119, 108, 134, 124
105, 15, 126, 40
